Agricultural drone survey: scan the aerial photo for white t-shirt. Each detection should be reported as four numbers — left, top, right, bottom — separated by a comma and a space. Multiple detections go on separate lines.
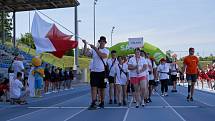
170, 63, 179, 75
12, 60, 24, 78
89, 48, 109, 72
107, 58, 118, 77
128, 56, 147, 77
10, 79, 23, 98
115, 63, 128, 85
148, 59, 157, 80
157, 63, 170, 80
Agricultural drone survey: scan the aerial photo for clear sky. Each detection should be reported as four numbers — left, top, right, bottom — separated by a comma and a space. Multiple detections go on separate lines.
15, 0, 215, 58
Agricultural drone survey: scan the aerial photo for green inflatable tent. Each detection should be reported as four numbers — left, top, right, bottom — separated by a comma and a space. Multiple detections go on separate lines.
109, 41, 166, 62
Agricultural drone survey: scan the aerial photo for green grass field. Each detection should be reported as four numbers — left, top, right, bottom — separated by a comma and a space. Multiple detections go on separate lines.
14, 43, 91, 69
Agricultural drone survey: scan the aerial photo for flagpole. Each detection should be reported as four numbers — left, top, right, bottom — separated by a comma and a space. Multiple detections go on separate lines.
74, 6, 79, 74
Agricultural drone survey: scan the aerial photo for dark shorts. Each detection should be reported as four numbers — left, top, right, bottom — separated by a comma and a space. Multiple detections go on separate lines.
149, 80, 156, 86
90, 71, 106, 88
171, 75, 177, 82
186, 74, 198, 82
108, 76, 115, 83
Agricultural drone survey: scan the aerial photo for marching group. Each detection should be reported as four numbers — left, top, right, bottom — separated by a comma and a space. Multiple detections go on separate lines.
1, 36, 214, 107
82, 36, 206, 110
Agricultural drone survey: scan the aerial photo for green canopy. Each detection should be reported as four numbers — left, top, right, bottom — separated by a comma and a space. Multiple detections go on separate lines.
109, 41, 165, 62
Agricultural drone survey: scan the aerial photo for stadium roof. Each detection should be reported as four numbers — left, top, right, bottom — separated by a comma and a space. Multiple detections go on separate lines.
0, 0, 80, 12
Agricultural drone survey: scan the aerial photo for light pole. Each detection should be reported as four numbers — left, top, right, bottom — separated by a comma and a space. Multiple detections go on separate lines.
111, 26, 115, 46
93, 0, 98, 46
74, 6, 79, 73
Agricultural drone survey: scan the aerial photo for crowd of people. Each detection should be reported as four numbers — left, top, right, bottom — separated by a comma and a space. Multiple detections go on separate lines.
82, 36, 215, 110
197, 64, 215, 90
0, 54, 74, 104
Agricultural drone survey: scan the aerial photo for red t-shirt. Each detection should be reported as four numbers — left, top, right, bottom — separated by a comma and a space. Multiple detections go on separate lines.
183, 55, 199, 74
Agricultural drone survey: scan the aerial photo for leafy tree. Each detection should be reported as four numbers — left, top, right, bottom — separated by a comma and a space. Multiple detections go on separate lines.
18, 33, 35, 49
0, 12, 12, 43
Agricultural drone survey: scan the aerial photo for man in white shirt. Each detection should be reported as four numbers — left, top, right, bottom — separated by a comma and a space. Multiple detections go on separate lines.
82, 36, 109, 110
107, 50, 118, 104
10, 72, 29, 104
12, 55, 25, 79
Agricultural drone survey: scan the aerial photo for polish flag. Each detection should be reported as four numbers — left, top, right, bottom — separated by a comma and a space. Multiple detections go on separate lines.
31, 12, 78, 58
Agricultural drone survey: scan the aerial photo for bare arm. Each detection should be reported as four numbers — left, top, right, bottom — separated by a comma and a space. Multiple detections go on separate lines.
128, 64, 137, 70
88, 44, 107, 59
141, 64, 147, 72
153, 68, 158, 80
182, 64, 186, 74
82, 40, 92, 57
82, 40, 88, 56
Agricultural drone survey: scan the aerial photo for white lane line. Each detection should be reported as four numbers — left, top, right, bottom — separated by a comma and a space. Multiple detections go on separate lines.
157, 93, 186, 121
63, 108, 86, 121
6, 93, 90, 121
178, 91, 215, 107
0, 88, 89, 111
123, 98, 133, 121
144, 106, 199, 108
28, 106, 200, 109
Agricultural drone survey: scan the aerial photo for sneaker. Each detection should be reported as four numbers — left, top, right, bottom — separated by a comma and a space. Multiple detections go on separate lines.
45, 92, 51, 94
19, 101, 28, 105
141, 100, 145, 107
118, 103, 122, 106
133, 98, 136, 103
190, 97, 193, 101
88, 103, 97, 110
145, 99, 150, 103
161, 93, 165, 97
98, 102, 104, 108
109, 99, 113, 104
136, 104, 139, 108
164, 93, 168, 96
171, 90, 175, 92
148, 98, 152, 102
114, 99, 117, 104
187, 95, 190, 101
123, 100, 127, 106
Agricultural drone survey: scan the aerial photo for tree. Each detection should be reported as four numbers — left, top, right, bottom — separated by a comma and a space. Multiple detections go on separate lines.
0, 12, 12, 43
18, 33, 35, 49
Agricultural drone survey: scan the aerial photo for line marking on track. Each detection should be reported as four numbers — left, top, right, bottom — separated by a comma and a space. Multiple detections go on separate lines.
0, 88, 89, 111
28, 105, 200, 109
6, 93, 90, 121
157, 93, 187, 121
123, 98, 133, 121
63, 108, 86, 121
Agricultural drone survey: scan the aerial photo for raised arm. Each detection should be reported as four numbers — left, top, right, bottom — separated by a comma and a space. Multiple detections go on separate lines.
82, 40, 92, 57
88, 44, 108, 59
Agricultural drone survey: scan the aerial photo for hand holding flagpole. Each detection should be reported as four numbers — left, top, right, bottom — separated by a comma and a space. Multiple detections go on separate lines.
82, 39, 96, 50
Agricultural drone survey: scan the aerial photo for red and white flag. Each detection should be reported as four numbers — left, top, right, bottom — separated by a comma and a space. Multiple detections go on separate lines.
31, 12, 78, 58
